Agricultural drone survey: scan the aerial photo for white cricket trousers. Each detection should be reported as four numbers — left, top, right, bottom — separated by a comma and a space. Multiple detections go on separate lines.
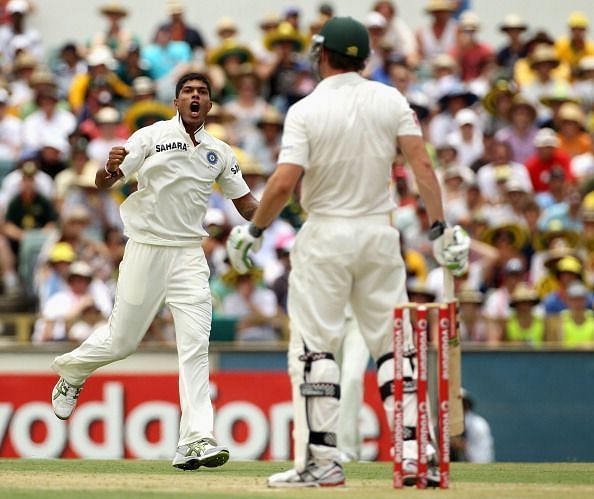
287, 214, 414, 470
52, 240, 214, 446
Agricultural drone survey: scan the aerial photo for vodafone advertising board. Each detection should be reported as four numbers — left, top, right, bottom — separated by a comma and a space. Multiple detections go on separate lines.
0, 373, 391, 460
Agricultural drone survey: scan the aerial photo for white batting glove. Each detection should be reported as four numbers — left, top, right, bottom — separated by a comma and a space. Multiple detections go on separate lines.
432, 225, 470, 277
226, 224, 264, 274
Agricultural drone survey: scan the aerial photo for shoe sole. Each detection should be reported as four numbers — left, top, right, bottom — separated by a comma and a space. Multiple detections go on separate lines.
267, 480, 345, 488
173, 448, 230, 471
51, 389, 73, 420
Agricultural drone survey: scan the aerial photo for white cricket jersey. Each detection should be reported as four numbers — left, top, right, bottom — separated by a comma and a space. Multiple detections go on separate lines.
119, 113, 249, 246
278, 72, 421, 218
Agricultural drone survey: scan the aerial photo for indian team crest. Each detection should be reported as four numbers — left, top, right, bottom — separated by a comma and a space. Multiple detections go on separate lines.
206, 151, 218, 165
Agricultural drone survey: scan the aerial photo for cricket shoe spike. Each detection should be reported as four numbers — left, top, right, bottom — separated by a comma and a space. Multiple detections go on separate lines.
52, 378, 83, 420
172, 438, 230, 470
402, 458, 440, 487
267, 461, 345, 488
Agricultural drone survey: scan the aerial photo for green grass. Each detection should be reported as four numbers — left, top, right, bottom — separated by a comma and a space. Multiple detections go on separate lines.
1, 460, 594, 498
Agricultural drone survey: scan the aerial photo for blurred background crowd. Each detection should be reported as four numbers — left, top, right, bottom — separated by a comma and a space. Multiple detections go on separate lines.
0, 0, 593, 348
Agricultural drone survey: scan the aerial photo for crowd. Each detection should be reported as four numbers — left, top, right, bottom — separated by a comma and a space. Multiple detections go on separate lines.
0, 0, 592, 347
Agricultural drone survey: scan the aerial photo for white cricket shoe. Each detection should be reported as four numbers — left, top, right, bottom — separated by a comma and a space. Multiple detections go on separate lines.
402, 458, 440, 487
51, 378, 83, 420
267, 461, 345, 488
172, 438, 230, 470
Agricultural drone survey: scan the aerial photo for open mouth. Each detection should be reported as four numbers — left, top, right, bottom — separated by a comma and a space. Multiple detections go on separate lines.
190, 101, 200, 115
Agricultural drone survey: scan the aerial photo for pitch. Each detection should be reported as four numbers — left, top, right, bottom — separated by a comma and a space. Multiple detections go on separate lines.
2, 460, 594, 498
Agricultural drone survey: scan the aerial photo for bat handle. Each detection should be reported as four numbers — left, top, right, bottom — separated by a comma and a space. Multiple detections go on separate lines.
443, 268, 455, 304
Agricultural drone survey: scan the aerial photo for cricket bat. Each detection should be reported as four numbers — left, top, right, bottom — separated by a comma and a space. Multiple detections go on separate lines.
443, 269, 464, 436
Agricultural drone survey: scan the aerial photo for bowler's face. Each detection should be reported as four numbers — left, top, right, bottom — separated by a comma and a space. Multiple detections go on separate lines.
175, 80, 212, 127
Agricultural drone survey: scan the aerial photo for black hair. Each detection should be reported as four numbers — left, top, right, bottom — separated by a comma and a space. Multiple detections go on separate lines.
326, 49, 366, 72
175, 72, 211, 98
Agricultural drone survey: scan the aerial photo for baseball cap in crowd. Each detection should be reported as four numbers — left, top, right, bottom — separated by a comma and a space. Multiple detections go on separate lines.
167, 0, 185, 15
21, 161, 38, 177
503, 257, 524, 274
567, 281, 588, 299
316, 16, 370, 60
533, 128, 559, 148
568, 12, 589, 29
132, 76, 156, 96
459, 11, 481, 31
505, 178, 528, 193
509, 283, 539, 307
6, 0, 29, 14
49, 242, 76, 264
68, 261, 93, 279
556, 256, 582, 276
95, 106, 120, 125
86, 46, 115, 67
365, 11, 388, 30
455, 108, 477, 127
499, 13, 528, 32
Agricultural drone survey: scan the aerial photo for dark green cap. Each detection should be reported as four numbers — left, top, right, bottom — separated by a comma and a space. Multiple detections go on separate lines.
318, 16, 370, 60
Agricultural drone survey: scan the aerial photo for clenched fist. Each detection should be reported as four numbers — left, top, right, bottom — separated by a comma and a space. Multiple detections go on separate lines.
106, 147, 128, 174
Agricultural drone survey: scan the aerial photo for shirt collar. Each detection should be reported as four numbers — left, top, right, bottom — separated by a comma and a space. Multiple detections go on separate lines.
175, 111, 206, 142
315, 72, 363, 90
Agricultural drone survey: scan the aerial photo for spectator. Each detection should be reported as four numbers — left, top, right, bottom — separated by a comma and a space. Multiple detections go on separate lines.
8, 51, 37, 109
525, 128, 574, 194
34, 240, 76, 309
32, 260, 112, 343
3, 161, 58, 260
457, 286, 488, 342
416, 0, 458, 63
223, 64, 268, 143
495, 95, 538, 164
87, 107, 127, 165
155, 0, 207, 53
207, 39, 255, 103
455, 389, 495, 463
429, 81, 478, 146
115, 42, 150, 86
220, 267, 284, 342
505, 282, 546, 345
373, 1, 419, 67
481, 79, 518, 135
22, 86, 76, 156
122, 76, 175, 133
68, 45, 132, 117
543, 256, 593, 315
452, 11, 493, 83
90, 1, 137, 60
242, 106, 284, 175
555, 12, 594, 75
558, 281, 594, 347
52, 42, 87, 100
214, 16, 239, 43
573, 56, 594, 111
556, 102, 592, 158
482, 256, 525, 344
53, 139, 95, 211
0, 0, 43, 68
0, 87, 22, 162
448, 108, 484, 168
496, 14, 528, 77
476, 141, 532, 203
362, 11, 390, 80
521, 44, 564, 115
261, 21, 309, 112
142, 27, 192, 81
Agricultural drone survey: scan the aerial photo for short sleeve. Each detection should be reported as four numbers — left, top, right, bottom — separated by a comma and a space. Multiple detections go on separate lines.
395, 93, 422, 137
278, 105, 310, 169
119, 128, 151, 179
216, 148, 250, 200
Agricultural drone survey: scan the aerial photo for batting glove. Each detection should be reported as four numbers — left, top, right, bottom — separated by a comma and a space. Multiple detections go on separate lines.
432, 225, 471, 277
226, 224, 264, 274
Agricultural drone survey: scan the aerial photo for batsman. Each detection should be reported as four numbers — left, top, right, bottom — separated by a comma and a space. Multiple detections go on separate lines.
227, 17, 470, 487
